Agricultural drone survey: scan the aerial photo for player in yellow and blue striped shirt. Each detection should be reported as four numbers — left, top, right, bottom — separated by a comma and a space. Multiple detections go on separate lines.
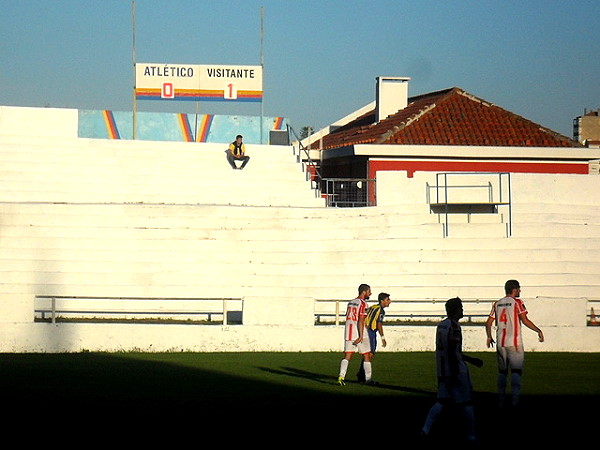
357, 292, 391, 383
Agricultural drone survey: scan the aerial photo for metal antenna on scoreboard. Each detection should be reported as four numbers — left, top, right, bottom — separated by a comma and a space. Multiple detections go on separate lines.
132, 0, 137, 140
260, 6, 264, 144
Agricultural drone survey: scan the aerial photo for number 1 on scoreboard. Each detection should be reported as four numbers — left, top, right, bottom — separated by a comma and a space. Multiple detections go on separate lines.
224, 83, 238, 100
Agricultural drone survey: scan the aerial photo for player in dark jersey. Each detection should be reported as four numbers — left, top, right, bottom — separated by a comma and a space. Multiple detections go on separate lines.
421, 297, 483, 442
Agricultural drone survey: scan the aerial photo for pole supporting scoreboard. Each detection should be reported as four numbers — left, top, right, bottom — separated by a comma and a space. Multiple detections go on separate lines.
135, 63, 263, 102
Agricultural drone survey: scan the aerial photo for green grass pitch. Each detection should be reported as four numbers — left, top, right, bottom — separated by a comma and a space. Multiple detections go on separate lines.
1, 351, 597, 445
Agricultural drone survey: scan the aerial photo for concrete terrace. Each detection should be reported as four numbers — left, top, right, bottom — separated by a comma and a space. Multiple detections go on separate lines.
0, 105, 598, 352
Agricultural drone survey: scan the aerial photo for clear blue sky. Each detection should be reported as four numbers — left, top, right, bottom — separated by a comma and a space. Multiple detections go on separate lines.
1, 0, 598, 138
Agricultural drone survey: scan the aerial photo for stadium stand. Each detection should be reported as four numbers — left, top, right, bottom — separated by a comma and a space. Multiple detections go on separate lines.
0, 106, 599, 352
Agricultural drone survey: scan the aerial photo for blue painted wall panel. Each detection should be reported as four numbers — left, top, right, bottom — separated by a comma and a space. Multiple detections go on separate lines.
78, 110, 287, 145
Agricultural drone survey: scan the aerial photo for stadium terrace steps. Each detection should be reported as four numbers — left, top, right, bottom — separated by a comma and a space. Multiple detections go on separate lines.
0, 202, 501, 229
1, 205, 600, 303
2, 267, 597, 291
1, 283, 594, 302
1, 133, 600, 321
0, 136, 323, 207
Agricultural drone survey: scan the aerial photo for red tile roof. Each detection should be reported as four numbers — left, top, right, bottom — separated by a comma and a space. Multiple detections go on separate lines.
318, 87, 582, 149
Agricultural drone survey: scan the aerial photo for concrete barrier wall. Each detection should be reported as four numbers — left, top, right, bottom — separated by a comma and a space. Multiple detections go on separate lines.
0, 296, 596, 353
0, 105, 78, 137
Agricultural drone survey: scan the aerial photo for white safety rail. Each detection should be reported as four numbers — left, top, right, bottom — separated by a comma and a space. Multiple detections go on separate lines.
35, 296, 243, 325
315, 298, 495, 325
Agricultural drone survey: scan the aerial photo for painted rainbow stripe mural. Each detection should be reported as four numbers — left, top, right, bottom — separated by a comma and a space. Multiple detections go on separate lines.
177, 113, 194, 142
102, 110, 120, 139
196, 114, 213, 142
273, 117, 284, 130
135, 89, 262, 102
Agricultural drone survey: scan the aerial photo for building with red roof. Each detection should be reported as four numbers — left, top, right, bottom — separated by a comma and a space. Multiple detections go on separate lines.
301, 77, 600, 184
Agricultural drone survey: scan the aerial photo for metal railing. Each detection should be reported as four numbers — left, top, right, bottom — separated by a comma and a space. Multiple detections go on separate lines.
35, 296, 243, 325
427, 172, 512, 237
320, 178, 376, 207
314, 298, 495, 325
288, 125, 323, 192
288, 125, 376, 207
34, 296, 600, 327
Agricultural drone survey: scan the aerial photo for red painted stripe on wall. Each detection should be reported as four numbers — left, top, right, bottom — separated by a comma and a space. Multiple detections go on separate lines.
196, 114, 213, 142
177, 113, 193, 142
102, 110, 120, 139
366, 159, 589, 205
368, 160, 589, 179
135, 89, 263, 101
273, 117, 284, 130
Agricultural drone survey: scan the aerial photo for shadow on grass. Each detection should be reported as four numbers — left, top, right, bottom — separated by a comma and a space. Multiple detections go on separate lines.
0, 352, 434, 443
258, 365, 433, 396
0, 353, 596, 446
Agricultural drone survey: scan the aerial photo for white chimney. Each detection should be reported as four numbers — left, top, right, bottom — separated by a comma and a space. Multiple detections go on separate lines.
376, 76, 410, 122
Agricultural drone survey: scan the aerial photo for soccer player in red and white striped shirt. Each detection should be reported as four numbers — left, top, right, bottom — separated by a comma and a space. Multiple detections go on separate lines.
486, 279, 544, 407
337, 284, 373, 385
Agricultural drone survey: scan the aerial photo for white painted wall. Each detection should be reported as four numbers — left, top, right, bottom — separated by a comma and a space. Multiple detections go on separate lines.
376, 170, 600, 207
0, 297, 596, 353
0, 105, 78, 137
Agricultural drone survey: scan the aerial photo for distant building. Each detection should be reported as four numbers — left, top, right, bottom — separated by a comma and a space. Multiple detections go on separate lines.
573, 109, 600, 148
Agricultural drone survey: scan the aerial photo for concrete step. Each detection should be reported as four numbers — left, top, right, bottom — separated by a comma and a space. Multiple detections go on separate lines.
0, 211, 442, 229
0, 152, 307, 177
10, 203, 600, 238
0, 161, 309, 182
2, 224, 599, 253
514, 212, 600, 225
2, 278, 599, 305
3, 258, 599, 277
2, 266, 598, 286
441, 222, 509, 237
0, 138, 300, 166
0, 201, 468, 222
0, 221, 446, 242
4, 243, 600, 269
513, 202, 600, 215
0, 135, 321, 207
0, 157, 311, 185
511, 223, 600, 238
0, 204, 445, 228
4, 238, 600, 280
0, 191, 325, 207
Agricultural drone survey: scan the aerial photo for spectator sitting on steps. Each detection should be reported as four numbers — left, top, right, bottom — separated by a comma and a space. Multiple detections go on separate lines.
226, 134, 250, 170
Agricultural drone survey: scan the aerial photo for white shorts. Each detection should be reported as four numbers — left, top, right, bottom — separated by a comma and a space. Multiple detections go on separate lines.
496, 346, 525, 371
343, 333, 371, 355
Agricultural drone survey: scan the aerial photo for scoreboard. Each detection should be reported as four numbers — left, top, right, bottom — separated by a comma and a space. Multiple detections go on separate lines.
135, 63, 263, 102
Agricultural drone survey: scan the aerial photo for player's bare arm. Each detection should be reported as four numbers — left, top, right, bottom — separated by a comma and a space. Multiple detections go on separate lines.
353, 315, 365, 344
377, 322, 387, 347
485, 315, 495, 347
521, 315, 544, 342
